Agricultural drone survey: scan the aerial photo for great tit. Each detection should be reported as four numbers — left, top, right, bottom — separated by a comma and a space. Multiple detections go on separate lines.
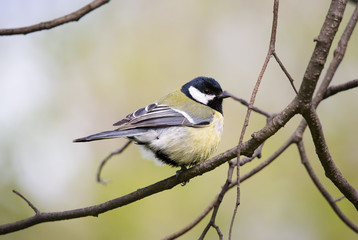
74, 76, 230, 168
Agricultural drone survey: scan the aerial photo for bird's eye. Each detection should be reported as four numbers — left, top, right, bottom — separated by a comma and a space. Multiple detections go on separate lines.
203, 89, 210, 94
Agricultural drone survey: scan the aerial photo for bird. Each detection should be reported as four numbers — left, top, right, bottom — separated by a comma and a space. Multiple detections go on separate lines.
74, 76, 230, 168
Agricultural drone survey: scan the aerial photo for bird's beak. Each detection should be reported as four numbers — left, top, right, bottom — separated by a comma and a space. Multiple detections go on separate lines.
219, 91, 232, 99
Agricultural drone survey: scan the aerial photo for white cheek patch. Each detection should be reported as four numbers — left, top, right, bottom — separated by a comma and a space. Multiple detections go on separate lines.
188, 86, 215, 105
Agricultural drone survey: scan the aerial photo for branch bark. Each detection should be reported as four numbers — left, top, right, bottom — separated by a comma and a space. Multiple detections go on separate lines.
298, 0, 348, 104
300, 0, 358, 210
297, 140, 358, 233
303, 106, 358, 210
0, 0, 109, 36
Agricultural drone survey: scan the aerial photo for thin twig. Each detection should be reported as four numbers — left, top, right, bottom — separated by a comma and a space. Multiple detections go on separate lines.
229, 1, 280, 238
212, 224, 223, 240
12, 190, 40, 215
96, 140, 132, 184
225, 93, 272, 118
238, 144, 264, 166
323, 79, 358, 99
334, 196, 345, 202
272, 52, 298, 94
0, 0, 110, 36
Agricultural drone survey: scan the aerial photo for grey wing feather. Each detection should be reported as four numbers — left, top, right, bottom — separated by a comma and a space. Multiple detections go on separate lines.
73, 103, 213, 143
113, 103, 212, 130
73, 128, 146, 142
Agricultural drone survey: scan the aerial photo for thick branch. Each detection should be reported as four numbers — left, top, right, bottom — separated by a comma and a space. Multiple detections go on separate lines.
303, 106, 358, 210
298, 0, 347, 103
314, 2, 358, 105
300, 1, 358, 210
0, 0, 109, 36
297, 141, 358, 233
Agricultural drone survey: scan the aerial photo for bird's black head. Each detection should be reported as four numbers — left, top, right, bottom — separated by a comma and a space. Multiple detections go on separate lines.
181, 76, 228, 114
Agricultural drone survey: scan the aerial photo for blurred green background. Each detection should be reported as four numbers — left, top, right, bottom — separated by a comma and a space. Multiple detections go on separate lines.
0, 0, 357, 239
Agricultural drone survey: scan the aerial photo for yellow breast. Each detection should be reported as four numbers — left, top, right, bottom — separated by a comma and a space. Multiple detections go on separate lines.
167, 111, 224, 166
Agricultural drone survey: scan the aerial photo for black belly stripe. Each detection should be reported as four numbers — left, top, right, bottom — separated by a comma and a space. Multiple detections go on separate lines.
153, 149, 179, 167
133, 139, 180, 167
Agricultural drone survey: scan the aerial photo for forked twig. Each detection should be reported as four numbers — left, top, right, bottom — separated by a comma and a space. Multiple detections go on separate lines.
97, 140, 132, 184
199, 162, 235, 240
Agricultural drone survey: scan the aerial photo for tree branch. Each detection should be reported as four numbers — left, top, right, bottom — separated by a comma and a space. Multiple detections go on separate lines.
224, 92, 272, 118
300, 0, 358, 210
297, 140, 358, 233
298, 0, 348, 103
0, 0, 109, 36
0, 144, 253, 235
303, 106, 358, 210
313, 1, 358, 106
323, 79, 358, 99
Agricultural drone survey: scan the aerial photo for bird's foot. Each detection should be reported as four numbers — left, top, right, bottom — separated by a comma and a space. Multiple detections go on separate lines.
176, 166, 189, 186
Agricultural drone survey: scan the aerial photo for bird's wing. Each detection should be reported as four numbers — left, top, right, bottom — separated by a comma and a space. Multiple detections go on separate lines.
113, 103, 213, 130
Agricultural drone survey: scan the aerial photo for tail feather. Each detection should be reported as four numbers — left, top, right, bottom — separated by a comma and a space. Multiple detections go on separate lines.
73, 129, 144, 142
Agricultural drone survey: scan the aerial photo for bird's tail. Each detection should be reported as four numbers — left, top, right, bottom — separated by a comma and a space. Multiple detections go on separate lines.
73, 129, 143, 142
